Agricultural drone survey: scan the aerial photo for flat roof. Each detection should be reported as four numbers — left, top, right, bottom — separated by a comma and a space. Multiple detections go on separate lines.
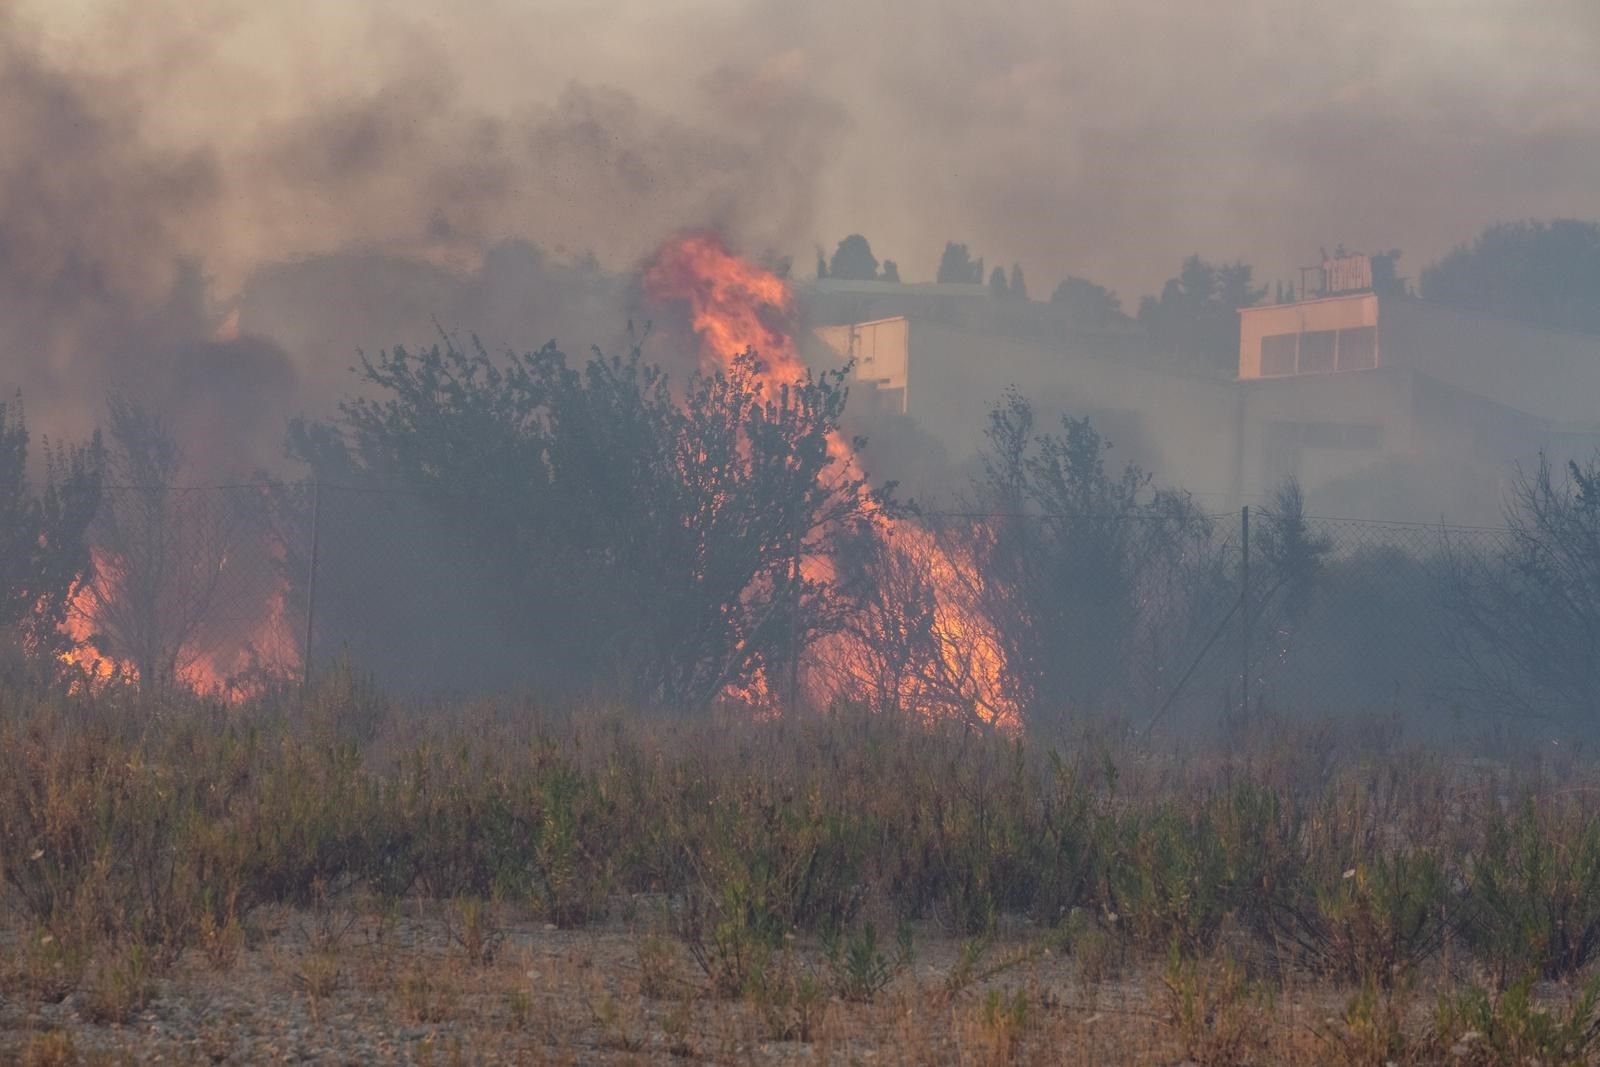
1238, 291, 1375, 315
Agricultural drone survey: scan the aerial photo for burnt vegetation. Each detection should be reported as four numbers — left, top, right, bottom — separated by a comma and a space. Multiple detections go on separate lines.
285, 332, 881, 705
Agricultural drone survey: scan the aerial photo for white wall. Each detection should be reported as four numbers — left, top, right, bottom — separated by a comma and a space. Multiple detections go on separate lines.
814, 317, 909, 408
1239, 294, 1379, 378
1236, 369, 1413, 507
1381, 300, 1600, 425
902, 320, 1239, 501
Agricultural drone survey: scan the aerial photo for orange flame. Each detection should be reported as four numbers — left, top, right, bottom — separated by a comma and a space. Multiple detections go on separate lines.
643, 232, 1016, 728
58, 549, 134, 688
175, 573, 299, 697
643, 232, 861, 472
643, 233, 803, 378
57, 542, 300, 700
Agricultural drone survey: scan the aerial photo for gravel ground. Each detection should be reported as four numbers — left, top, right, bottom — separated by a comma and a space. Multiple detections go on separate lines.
0, 901, 1343, 1065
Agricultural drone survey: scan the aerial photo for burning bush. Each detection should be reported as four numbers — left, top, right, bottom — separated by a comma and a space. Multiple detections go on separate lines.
0, 394, 102, 682
59, 397, 299, 697
278, 234, 1226, 725
289, 330, 879, 708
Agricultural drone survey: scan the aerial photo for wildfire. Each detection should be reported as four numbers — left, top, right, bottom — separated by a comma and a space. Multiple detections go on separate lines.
58, 549, 132, 687
642, 233, 804, 379
58, 542, 300, 700
643, 232, 860, 471
643, 232, 1016, 728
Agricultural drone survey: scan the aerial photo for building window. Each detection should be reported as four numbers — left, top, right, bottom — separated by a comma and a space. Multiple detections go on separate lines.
1298, 330, 1337, 373
1260, 333, 1297, 376
1337, 325, 1376, 370
1255, 324, 1378, 377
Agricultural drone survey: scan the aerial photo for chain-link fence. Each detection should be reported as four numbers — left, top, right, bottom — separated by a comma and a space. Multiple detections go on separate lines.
53, 482, 1532, 727
1241, 513, 1511, 722
60, 484, 304, 693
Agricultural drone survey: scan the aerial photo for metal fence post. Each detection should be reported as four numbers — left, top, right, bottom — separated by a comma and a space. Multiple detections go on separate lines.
1241, 504, 1250, 716
789, 511, 802, 714
301, 479, 321, 692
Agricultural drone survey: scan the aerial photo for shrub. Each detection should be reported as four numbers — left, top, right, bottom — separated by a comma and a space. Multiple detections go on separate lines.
80, 943, 155, 1025
822, 920, 913, 1001
1467, 793, 1600, 982
1321, 977, 1416, 1067
1434, 972, 1600, 1067
1109, 802, 1231, 953
1277, 849, 1452, 984
1273, 782, 1456, 984
1161, 942, 1272, 1066
0, 712, 243, 960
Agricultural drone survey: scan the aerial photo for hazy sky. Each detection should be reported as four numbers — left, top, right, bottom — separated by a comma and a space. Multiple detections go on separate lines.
11, 0, 1600, 305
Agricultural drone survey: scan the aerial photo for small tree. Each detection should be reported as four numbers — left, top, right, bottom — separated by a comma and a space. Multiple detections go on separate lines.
1007, 263, 1028, 301
1255, 480, 1332, 631
0, 395, 102, 673
960, 390, 1218, 724
828, 234, 880, 282
988, 266, 1010, 298
1249, 479, 1333, 701
79, 397, 247, 691
1441, 454, 1600, 733
293, 333, 882, 708
936, 242, 984, 284
1050, 276, 1126, 327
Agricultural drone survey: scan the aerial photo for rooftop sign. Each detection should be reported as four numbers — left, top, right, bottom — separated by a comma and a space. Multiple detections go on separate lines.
1323, 253, 1372, 294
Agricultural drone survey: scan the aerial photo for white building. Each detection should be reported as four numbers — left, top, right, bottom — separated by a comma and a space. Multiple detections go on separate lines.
808, 259, 1600, 523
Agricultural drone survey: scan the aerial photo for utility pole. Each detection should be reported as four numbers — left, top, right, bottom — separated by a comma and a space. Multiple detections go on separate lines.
301, 479, 321, 693
788, 512, 802, 714
1240, 505, 1250, 717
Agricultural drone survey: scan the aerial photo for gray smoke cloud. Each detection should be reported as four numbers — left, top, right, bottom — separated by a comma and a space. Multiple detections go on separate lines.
3, 0, 1598, 472
778, 0, 1600, 298
0, 1, 844, 471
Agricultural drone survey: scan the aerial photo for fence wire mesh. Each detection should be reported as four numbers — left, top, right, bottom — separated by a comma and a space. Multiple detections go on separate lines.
62, 484, 306, 693
47, 482, 1528, 726
1242, 514, 1511, 720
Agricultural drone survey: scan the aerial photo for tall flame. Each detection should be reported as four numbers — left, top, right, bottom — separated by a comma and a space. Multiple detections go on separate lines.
643, 232, 1016, 728
643, 233, 804, 378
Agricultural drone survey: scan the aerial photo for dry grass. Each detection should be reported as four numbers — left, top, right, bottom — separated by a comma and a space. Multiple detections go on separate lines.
3, 682, 1600, 1062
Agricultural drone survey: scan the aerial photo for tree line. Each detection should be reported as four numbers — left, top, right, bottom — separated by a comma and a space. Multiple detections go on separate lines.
6, 215, 1600, 723
9, 338, 1600, 735
815, 218, 1600, 375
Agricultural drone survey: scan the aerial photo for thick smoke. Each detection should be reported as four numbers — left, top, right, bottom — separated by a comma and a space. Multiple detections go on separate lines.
771, 0, 1600, 298
0, 2, 843, 472
0, 8, 289, 475
3, 0, 1599, 474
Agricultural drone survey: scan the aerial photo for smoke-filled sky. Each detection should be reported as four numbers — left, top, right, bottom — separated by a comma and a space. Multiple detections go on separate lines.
4, 0, 1600, 466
